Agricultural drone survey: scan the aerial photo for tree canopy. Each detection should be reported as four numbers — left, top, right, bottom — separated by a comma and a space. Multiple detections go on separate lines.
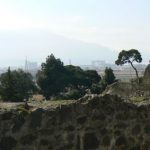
36, 54, 68, 99
115, 49, 142, 65
36, 54, 101, 99
104, 67, 116, 85
65, 65, 101, 89
115, 49, 142, 81
0, 68, 36, 102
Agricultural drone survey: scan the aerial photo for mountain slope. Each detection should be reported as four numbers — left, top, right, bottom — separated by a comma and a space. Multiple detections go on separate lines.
0, 30, 117, 66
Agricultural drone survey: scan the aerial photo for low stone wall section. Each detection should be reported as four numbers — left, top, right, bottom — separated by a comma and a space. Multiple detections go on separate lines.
0, 95, 150, 150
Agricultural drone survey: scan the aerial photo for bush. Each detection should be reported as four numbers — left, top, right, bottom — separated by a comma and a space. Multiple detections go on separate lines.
66, 89, 84, 100
0, 68, 37, 102
90, 84, 101, 94
103, 67, 116, 85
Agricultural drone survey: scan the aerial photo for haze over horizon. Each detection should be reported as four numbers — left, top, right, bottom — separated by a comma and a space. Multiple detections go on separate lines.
0, 0, 150, 67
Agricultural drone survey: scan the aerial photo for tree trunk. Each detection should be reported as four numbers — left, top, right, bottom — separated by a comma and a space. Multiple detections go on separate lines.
130, 62, 139, 84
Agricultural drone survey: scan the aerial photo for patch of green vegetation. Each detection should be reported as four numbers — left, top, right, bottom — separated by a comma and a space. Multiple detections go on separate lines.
27, 99, 76, 110
16, 105, 31, 116
130, 96, 145, 103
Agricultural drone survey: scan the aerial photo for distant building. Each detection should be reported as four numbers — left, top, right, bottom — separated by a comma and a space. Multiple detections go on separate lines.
25, 58, 38, 71
80, 61, 147, 82
92, 60, 106, 67
28, 61, 38, 70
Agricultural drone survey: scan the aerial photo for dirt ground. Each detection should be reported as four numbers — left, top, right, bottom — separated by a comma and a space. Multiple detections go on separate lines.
0, 100, 76, 111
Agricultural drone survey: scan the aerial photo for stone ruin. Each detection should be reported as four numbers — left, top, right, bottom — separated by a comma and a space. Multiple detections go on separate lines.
142, 64, 150, 90
104, 64, 150, 100
0, 94, 150, 150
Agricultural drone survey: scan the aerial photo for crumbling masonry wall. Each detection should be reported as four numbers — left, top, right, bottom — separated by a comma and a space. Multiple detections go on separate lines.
0, 95, 150, 150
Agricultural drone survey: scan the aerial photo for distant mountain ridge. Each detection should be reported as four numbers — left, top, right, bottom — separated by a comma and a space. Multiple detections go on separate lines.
0, 30, 117, 66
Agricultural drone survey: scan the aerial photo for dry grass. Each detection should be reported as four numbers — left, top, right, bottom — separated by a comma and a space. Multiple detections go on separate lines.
0, 99, 76, 111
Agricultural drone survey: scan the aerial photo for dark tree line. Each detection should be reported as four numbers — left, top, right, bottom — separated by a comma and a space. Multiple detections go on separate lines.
0, 54, 116, 102
0, 68, 36, 102
36, 54, 102, 99
36, 54, 116, 99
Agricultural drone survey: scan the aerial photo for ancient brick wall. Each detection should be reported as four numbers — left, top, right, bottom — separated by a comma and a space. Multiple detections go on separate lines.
0, 95, 150, 150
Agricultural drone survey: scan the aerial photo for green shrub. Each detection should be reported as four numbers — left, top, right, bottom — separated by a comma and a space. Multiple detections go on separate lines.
90, 84, 101, 94
67, 89, 84, 100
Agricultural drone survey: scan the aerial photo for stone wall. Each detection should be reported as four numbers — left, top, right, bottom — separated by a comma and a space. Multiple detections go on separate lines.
0, 95, 150, 150
142, 64, 150, 91
103, 82, 136, 98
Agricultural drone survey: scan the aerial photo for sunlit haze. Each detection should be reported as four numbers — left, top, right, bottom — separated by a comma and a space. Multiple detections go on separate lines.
0, 0, 150, 67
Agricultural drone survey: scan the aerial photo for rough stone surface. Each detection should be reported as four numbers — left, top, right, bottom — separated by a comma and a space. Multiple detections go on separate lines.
143, 64, 150, 85
103, 82, 136, 98
0, 95, 150, 150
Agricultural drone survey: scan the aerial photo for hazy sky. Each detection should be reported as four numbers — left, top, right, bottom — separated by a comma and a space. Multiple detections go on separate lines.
0, 0, 150, 66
